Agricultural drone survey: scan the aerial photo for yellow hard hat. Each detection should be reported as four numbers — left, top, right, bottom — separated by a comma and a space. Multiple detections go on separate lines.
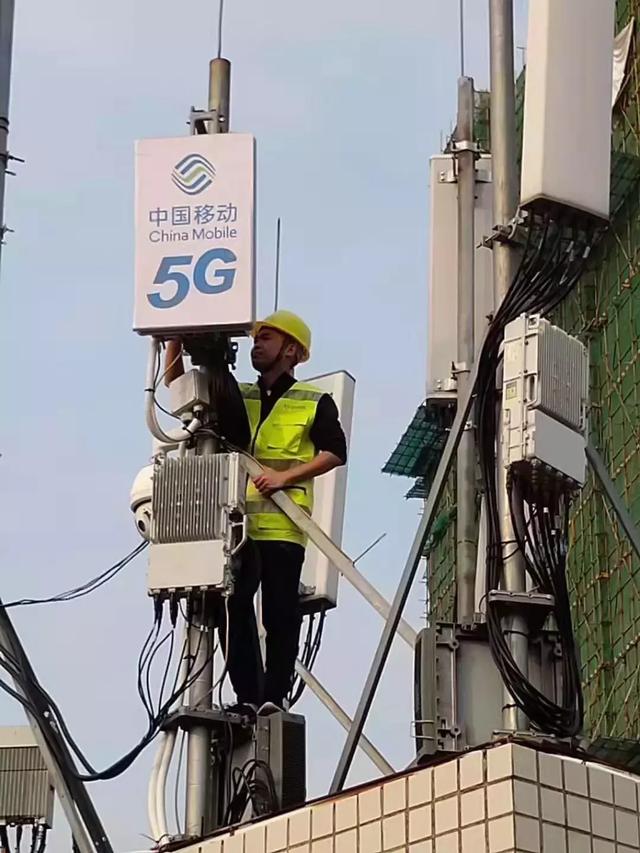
252, 310, 311, 363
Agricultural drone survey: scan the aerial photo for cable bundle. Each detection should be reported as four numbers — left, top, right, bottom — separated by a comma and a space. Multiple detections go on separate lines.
507, 470, 583, 734
0, 825, 47, 853
2, 542, 147, 611
0, 576, 211, 785
224, 759, 279, 825
288, 610, 326, 707
0, 544, 154, 851
477, 215, 596, 737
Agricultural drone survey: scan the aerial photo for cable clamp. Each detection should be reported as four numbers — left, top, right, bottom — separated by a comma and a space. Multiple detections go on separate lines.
452, 361, 470, 377
481, 211, 529, 250
189, 107, 224, 135
452, 139, 479, 154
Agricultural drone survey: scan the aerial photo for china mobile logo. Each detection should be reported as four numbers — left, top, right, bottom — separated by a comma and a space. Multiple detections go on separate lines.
171, 154, 216, 195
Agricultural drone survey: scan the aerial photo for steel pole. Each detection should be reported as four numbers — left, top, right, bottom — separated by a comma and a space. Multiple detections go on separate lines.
0, 0, 15, 271
489, 0, 519, 304
184, 55, 232, 839
489, 0, 527, 732
455, 77, 477, 624
184, 608, 214, 837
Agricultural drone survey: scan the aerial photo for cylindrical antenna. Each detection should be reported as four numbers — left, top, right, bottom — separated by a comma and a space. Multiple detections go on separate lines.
208, 57, 230, 134
274, 217, 282, 311
354, 532, 387, 564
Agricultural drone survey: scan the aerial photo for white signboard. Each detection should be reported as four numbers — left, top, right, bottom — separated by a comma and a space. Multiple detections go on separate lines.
133, 134, 255, 335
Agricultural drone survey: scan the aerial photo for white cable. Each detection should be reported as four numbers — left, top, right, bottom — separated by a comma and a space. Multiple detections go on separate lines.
155, 730, 176, 842
145, 339, 201, 444
156, 622, 190, 841
173, 730, 187, 836
223, 595, 230, 698
147, 736, 164, 841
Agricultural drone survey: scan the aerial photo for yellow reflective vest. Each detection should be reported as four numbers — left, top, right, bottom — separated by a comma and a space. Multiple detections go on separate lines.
240, 381, 324, 546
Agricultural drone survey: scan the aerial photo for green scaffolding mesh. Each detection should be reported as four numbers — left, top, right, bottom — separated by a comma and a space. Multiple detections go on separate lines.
556, 0, 640, 737
425, 0, 640, 738
382, 405, 451, 488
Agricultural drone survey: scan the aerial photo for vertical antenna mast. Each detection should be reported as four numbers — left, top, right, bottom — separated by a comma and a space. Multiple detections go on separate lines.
454, 76, 477, 623
488, 0, 527, 733
459, 0, 466, 77
183, 0, 231, 836
217, 0, 224, 59
0, 0, 15, 265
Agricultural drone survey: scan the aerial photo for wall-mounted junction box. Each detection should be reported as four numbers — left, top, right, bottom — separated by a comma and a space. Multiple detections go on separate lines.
521, 0, 615, 221
414, 625, 563, 758
169, 368, 210, 417
502, 314, 589, 486
255, 711, 306, 811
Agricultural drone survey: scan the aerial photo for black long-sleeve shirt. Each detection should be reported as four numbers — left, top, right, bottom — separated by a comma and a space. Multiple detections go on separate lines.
255, 373, 347, 464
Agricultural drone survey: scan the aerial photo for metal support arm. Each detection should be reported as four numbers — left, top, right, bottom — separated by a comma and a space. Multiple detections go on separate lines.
587, 443, 640, 562
239, 454, 417, 648
294, 661, 394, 777
329, 355, 480, 793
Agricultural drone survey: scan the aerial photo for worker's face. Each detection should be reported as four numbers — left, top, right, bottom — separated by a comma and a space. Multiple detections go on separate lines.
251, 326, 290, 372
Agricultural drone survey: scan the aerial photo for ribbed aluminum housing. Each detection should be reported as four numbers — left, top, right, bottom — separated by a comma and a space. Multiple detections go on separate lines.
503, 314, 588, 432
0, 729, 53, 825
535, 317, 588, 431
151, 453, 245, 544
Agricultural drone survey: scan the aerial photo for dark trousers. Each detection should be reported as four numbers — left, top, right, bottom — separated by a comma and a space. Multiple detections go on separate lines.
220, 539, 305, 707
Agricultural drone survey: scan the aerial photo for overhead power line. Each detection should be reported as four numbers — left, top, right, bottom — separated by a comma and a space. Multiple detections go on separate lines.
1, 542, 148, 610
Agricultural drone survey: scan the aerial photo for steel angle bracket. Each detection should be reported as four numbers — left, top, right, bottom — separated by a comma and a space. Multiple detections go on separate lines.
587, 443, 640, 563
189, 107, 219, 135
161, 707, 254, 733
488, 590, 556, 634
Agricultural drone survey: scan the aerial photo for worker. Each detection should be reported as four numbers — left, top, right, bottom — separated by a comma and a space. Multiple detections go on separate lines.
165, 310, 347, 715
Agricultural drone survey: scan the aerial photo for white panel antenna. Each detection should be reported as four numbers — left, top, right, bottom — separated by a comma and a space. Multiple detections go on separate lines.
520, 0, 615, 220
427, 154, 494, 399
300, 371, 355, 612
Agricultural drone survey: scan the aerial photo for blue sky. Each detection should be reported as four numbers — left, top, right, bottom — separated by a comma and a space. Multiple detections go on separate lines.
0, 1, 527, 849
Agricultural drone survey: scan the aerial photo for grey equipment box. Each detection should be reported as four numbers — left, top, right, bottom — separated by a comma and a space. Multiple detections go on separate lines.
256, 711, 306, 812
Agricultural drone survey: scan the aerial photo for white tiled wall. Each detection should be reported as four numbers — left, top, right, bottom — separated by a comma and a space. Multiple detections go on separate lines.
187, 744, 640, 853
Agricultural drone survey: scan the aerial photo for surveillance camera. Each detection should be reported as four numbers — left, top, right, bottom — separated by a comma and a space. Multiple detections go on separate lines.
130, 465, 154, 541
134, 501, 152, 541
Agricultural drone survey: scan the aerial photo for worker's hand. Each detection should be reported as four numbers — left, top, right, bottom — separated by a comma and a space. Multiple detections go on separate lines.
253, 468, 290, 497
